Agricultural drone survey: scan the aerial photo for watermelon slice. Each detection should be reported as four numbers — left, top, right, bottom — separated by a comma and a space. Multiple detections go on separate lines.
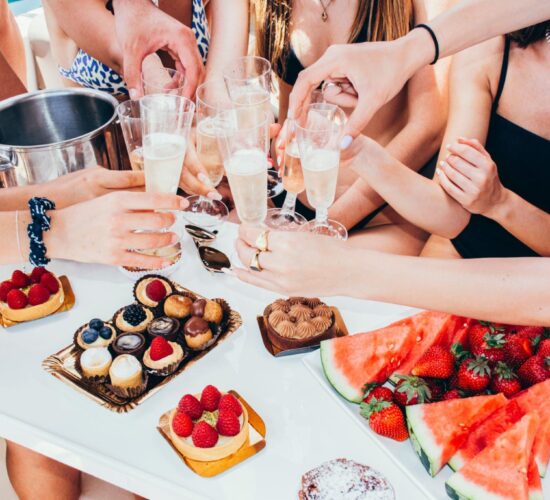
528, 454, 543, 500
390, 312, 463, 381
515, 379, 550, 477
320, 317, 417, 402
450, 380, 550, 476
452, 317, 474, 348
446, 413, 539, 500
406, 394, 507, 476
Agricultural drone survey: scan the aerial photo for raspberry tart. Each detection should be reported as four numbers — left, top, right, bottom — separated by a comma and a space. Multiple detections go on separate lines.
168, 385, 249, 461
142, 336, 185, 376
134, 276, 173, 308
113, 303, 154, 333
0, 268, 65, 323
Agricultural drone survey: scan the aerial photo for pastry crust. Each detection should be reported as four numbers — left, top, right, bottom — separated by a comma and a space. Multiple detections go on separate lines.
185, 329, 213, 350
0, 276, 64, 322
76, 323, 116, 350
203, 300, 223, 324
109, 355, 143, 388
134, 277, 172, 307
142, 341, 184, 370
114, 306, 154, 333
163, 294, 193, 319
79, 348, 112, 377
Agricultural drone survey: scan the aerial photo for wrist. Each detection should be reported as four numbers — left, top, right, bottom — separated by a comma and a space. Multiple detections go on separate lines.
484, 188, 512, 222
397, 28, 434, 78
43, 209, 68, 261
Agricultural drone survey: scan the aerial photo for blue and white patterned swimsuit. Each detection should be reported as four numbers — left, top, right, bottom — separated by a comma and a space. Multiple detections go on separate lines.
59, 0, 210, 96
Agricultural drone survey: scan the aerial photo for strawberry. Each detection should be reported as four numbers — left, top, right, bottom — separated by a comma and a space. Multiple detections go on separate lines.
149, 336, 174, 361
0, 281, 15, 302
393, 375, 432, 406
503, 334, 533, 368
29, 266, 47, 284
218, 393, 243, 417
192, 421, 218, 448
216, 409, 241, 436
425, 378, 445, 402
172, 411, 194, 437
469, 323, 506, 365
516, 326, 545, 340
412, 346, 455, 379
363, 386, 394, 404
11, 270, 30, 288
6, 288, 28, 309
27, 284, 51, 306
200, 385, 221, 412
145, 279, 167, 302
40, 273, 59, 294
536, 338, 550, 358
178, 394, 203, 420
490, 362, 521, 397
457, 356, 491, 392
451, 342, 472, 365
442, 389, 463, 400
518, 356, 550, 387
360, 400, 408, 442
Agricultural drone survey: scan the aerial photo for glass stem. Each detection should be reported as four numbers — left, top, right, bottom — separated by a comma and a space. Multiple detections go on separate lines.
315, 207, 329, 228
281, 192, 297, 216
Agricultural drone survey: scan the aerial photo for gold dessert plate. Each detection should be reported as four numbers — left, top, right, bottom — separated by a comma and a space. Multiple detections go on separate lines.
157, 390, 266, 478
0, 276, 75, 328
257, 306, 349, 357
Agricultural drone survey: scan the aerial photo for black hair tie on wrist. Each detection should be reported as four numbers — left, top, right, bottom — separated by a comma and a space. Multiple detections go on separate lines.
27, 197, 56, 267
415, 24, 440, 65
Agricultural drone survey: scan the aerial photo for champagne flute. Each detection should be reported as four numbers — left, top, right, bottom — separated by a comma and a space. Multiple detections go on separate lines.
222, 56, 283, 198
296, 103, 348, 240
117, 100, 144, 171
182, 80, 231, 228
217, 107, 270, 227
142, 67, 185, 96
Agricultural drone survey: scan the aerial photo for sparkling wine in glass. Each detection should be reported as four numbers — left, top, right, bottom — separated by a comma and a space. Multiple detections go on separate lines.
296, 103, 347, 240
117, 100, 144, 171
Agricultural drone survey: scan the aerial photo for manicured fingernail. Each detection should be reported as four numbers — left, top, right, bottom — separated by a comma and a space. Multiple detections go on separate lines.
180, 198, 189, 209
221, 267, 234, 276
198, 173, 212, 186
340, 135, 353, 150
207, 191, 222, 201
436, 168, 442, 176
439, 160, 445, 167
129, 89, 139, 100
446, 144, 452, 150
276, 155, 282, 165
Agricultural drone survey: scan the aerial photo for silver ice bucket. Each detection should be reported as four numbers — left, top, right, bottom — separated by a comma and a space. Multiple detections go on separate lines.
0, 89, 124, 188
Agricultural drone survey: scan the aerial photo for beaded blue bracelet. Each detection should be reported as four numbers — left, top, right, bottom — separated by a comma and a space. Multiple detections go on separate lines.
27, 197, 56, 267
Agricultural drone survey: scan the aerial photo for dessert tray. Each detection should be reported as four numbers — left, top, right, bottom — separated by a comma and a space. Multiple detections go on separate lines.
157, 390, 266, 477
42, 277, 242, 413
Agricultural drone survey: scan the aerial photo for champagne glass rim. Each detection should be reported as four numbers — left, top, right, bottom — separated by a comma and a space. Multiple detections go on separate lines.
196, 79, 233, 115
116, 99, 141, 119
140, 93, 195, 113
222, 55, 272, 82
216, 108, 272, 133
295, 103, 346, 133
141, 67, 185, 85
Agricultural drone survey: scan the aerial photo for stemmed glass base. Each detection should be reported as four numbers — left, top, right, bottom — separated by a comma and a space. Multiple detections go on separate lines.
265, 208, 307, 230
182, 195, 228, 229
267, 169, 285, 198
302, 219, 348, 240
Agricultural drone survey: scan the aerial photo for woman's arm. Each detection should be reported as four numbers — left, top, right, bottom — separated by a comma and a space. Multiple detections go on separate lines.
204, 0, 249, 80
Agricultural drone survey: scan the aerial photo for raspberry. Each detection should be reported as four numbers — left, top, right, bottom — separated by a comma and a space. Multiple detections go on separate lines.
218, 393, 243, 417
216, 409, 240, 437
122, 304, 146, 326
11, 270, 30, 288
191, 421, 218, 448
172, 411, 194, 437
145, 279, 167, 302
149, 337, 173, 361
30, 267, 47, 284
40, 273, 60, 294
178, 394, 203, 420
200, 385, 221, 411
6, 289, 28, 309
0, 281, 15, 302
28, 284, 51, 305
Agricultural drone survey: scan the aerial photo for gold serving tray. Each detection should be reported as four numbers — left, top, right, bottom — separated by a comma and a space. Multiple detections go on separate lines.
0, 276, 75, 328
42, 284, 242, 413
257, 306, 349, 357
157, 390, 266, 477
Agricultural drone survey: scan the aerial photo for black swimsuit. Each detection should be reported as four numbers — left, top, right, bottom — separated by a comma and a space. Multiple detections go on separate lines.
451, 37, 550, 258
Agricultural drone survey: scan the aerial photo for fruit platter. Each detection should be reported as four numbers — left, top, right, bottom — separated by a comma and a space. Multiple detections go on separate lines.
303, 311, 550, 499
42, 274, 242, 413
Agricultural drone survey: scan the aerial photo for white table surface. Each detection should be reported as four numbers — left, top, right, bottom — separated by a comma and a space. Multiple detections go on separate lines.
0, 222, 428, 500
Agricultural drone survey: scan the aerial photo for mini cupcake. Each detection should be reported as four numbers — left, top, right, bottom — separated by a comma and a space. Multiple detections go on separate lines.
147, 316, 180, 342
77, 347, 112, 383
192, 298, 223, 324
75, 319, 116, 350
108, 354, 147, 398
142, 336, 185, 376
164, 294, 193, 319
112, 332, 146, 358
183, 316, 213, 350
268, 310, 289, 327
134, 275, 173, 308
114, 303, 154, 333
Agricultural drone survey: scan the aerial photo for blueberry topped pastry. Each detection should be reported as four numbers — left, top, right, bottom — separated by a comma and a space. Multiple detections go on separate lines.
114, 303, 154, 333
76, 318, 116, 350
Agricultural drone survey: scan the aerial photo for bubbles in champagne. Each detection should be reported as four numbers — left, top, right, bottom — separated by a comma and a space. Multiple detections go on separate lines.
143, 133, 187, 193
196, 117, 225, 187
301, 149, 339, 209
282, 141, 304, 194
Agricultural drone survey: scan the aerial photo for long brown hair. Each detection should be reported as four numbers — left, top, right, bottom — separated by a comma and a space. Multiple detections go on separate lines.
254, 0, 414, 75
509, 21, 550, 48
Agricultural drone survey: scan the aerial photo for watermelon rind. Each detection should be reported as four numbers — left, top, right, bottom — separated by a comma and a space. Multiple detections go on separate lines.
448, 454, 465, 472
445, 474, 503, 500
320, 341, 362, 403
406, 405, 442, 477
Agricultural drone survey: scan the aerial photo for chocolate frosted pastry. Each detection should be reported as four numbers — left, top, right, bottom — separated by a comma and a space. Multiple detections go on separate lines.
183, 316, 213, 350
114, 304, 154, 333
299, 459, 394, 500
313, 305, 332, 318
289, 304, 313, 322
295, 320, 317, 339
192, 299, 207, 317
304, 297, 322, 308
270, 299, 290, 312
268, 310, 289, 327
147, 316, 180, 342
192, 299, 223, 324
112, 332, 146, 357
311, 316, 332, 333
275, 320, 296, 338
164, 294, 193, 319
134, 276, 173, 308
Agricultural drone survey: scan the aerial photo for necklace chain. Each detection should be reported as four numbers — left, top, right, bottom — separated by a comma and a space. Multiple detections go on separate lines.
319, 0, 333, 22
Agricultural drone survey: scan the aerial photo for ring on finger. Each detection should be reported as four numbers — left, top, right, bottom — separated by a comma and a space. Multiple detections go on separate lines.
249, 249, 263, 272
255, 230, 270, 252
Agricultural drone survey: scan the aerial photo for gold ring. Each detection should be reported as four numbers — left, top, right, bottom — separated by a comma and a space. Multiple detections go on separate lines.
255, 230, 270, 252
249, 250, 263, 272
